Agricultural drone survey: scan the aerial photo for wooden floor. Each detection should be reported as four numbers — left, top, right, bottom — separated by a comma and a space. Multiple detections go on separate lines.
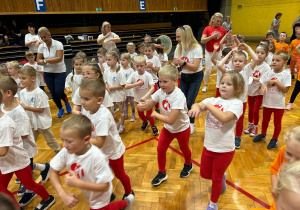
8, 45, 300, 210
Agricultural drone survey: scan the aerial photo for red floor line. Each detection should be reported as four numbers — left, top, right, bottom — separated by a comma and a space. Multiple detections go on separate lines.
126, 137, 157, 150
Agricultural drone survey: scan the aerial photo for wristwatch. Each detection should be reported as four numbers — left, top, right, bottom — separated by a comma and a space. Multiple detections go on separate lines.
43, 59, 47, 64
182, 61, 187, 67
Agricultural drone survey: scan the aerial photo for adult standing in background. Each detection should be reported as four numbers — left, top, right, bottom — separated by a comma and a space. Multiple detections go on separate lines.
270, 13, 282, 39
97, 21, 121, 51
201, 12, 227, 93
222, 16, 232, 32
290, 14, 300, 42
37, 27, 72, 118
25, 22, 43, 54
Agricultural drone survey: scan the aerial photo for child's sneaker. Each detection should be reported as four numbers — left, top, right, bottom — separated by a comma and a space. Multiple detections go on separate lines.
253, 134, 266, 143
250, 125, 258, 137
124, 194, 135, 210
267, 139, 278, 149
141, 121, 149, 131
40, 163, 50, 184
130, 116, 136, 122
17, 183, 26, 196
19, 192, 37, 207
118, 125, 125, 134
15, 178, 20, 184
65, 102, 72, 114
190, 123, 195, 135
286, 103, 293, 110
202, 85, 208, 93
57, 108, 64, 118
235, 137, 241, 149
34, 195, 55, 210
206, 202, 218, 210
180, 163, 193, 178
244, 123, 253, 134
122, 190, 135, 200
151, 126, 159, 136
221, 173, 227, 194
110, 193, 116, 202
151, 171, 168, 186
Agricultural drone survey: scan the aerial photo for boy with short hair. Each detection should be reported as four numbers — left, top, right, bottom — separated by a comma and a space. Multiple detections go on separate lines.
97, 48, 108, 73
79, 78, 134, 201
0, 66, 8, 76
50, 114, 134, 210
275, 32, 289, 52
126, 55, 158, 135
6, 61, 23, 99
137, 42, 145, 55
266, 31, 277, 44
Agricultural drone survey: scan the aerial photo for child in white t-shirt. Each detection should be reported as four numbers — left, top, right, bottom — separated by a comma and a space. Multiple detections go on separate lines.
218, 43, 258, 149
189, 70, 244, 210
79, 78, 134, 201
137, 64, 192, 186
125, 55, 159, 136
127, 42, 137, 60
72, 61, 113, 115
244, 44, 271, 137
24, 50, 46, 91
50, 114, 134, 210
0, 91, 55, 210
120, 53, 136, 122
65, 56, 84, 99
6, 61, 23, 100
144, 42, 161, 113
253, 51, 291, 149
104, 51, 127, 133
97, 48, 109, 74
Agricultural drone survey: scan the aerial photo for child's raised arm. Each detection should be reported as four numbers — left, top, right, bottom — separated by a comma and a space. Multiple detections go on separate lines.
218, 50, 233, 73
219, 30, 231, 50
90, 136, 106, 148
125, 80, 144, 89
211, 43, 220, 66
238, 43, 258, 69
205, 103, 237, 123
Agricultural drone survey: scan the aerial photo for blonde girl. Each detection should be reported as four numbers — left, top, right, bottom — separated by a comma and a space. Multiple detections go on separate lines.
266, 41, 276, 65
105, 51, 126, 133
65, 56, 84, 99
120, 53, 136, 122
127, 42, 137, 60
97, 21, 121, 51
189, 70, 245, 210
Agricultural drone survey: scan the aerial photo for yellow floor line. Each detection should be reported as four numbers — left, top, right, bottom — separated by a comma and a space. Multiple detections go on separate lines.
289, 115, 299, 119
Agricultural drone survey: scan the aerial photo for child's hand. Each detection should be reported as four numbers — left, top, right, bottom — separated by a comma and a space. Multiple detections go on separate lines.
213, 43, 220, 51
146, 62, 153, 68
137, 102, 146, 110
267, 79, 277, 86
65, 170, 81, 188
66, 88, 71, 94
140, 96, 147, 102
199, 103, 208, 112
151, 111, 158, 119
34, 41, 40, 47
226, 30, 232, 36
238, 43, 248, 51
136, 80, 144, 86
61, 192, 79, 208
105, 32, 112, 38
91, 58, 96, 62
260, 84, 267, 94
188, 108, 201, 118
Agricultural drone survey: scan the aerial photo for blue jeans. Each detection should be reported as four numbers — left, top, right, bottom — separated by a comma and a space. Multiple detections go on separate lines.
43, 72, 67, 109
180, 71, 203, 123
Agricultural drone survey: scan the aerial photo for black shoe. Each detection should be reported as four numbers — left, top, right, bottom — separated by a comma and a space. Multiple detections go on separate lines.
267, 139, 278, 149
19, 192, 37, 207
122, 190, 135, 200
253, 134, 266, 143
151, 171, 168, 186
34, 195, 55, 210
292, 75, 295, 79
151, 126, 159, 136
235, 137, 241, 149
110, 193, 116, 202
141, 121, 149, 131
180, 163, 193, 178
17, 183, 26, 196
40, 163, 50, 184
155, 108, 160, 114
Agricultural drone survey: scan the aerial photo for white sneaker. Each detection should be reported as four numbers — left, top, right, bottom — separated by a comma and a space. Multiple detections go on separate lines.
202, 86, 207, 93
190, 123, 195, 135
125, 194, 135, 210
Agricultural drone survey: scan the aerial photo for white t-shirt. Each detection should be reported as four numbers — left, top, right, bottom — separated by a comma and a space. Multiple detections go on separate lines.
50, 145, 113, 209
265, 52, 273, 65
65, 73, 83, 98
174, 45, 203, 74
82, 105, 126, 160
98, 32, 118, 51
127, 71, 154, 102
129, 52, 137, 59
38, 39, 66, 73
158, 53, 168, 67
1, 104, 38, 158
25, 33, 41, 53
152, 87, 190, 133
120, 67, 134, 97
215, 61, 231, 88
202, 97, 243, 153
73, 88, 114, 108
24, 62, 46, 87
98, 62, 109, 74
259, 70, 291, 109
145, 55, 161, 83
104, 70, 126, 102
13, 77, 22, 99
0, 114, 30, 174
248, 62, 271, 96
236, 63, 253, 103
19, 87, 52, 130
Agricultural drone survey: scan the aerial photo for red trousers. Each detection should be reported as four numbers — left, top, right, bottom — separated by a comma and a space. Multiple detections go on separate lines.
154, 83, 159, 109
137, 102, 155, 127
261, 107, 285, 140
178, 77, 180, 87
109, 155, 132, 195
157, 127, 191, 172
290, 55, 300, 76
90, 200, 127, 210
216, 88, 220, 98
0, 165, 49, 207
247, 95, 263, 125
235, 102, 247, 137
200, 147, 235, 203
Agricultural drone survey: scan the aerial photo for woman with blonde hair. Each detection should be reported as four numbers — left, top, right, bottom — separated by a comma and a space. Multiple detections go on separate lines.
173, 25, 203, 134
97, 21, 121, 51
201, 12, 227, 93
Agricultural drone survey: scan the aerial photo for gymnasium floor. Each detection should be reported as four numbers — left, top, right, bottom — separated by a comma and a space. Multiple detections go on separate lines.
8, 43, 300, 209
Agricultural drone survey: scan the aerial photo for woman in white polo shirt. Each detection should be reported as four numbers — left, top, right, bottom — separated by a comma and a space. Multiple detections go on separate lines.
97, 21, 121, 51
36, 27, 72, 118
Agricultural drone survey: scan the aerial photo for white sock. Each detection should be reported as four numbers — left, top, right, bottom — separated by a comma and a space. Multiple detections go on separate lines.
209, 200, 217, 205
34, 163, 46, 172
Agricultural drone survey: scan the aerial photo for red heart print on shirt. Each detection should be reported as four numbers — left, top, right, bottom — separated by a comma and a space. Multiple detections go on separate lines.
214, 104, 224, 111
162, 99, 170, 111
70, 163, 85, 179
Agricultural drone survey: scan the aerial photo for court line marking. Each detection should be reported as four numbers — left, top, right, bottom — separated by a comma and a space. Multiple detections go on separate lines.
13, 137, 270, 208
289, 115, 299, 119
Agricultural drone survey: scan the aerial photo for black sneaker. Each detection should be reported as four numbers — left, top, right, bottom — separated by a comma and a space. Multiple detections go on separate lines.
155, 108, 160, 114
253, 134, 266, 143
141, 121, 149, 131
235, 137, 241, 149
41, 163, 50, 184
151, 171, 168, 186
151, 126, 159, 136
34, 195, 55, 210
122, 190, 135, 200
19, 192, 37, 207
180, 163, 193, 178
17, 183, 26, 196
267, 139, 278, 149
110, 193, 116, 202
